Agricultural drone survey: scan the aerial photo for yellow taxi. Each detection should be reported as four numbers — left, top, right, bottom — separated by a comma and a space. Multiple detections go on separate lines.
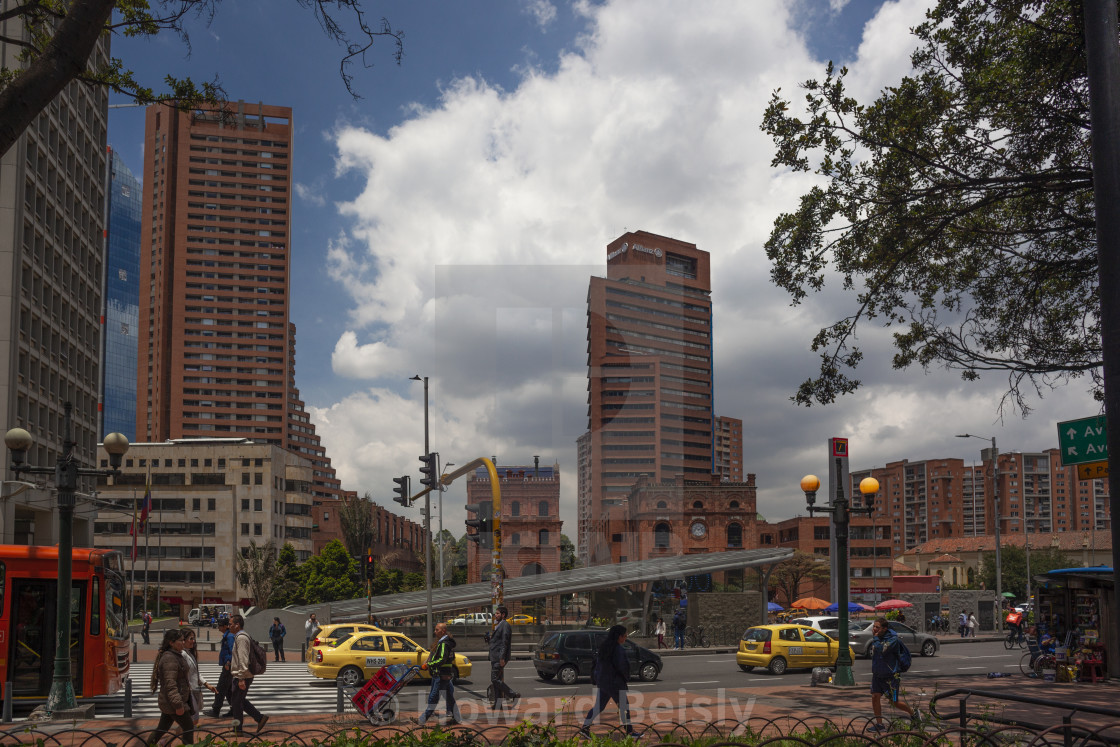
737, 624, 855, 675
511, 614, 537, 625
308, 631, 472, 687
311, 623, 382, 648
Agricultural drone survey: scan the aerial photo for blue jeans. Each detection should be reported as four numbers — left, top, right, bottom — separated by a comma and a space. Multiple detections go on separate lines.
673, 630, 684, 649
583, 687, 631, 728
420, 674, 459, 722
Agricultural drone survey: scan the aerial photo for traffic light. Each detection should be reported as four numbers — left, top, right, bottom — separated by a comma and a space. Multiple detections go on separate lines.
392, 475, 411, 506
365, 554, 376, 574
465, 500, 493, 549
419, 452, 437, 488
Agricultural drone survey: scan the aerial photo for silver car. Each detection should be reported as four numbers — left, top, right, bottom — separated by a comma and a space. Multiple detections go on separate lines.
849, 620, 939, 658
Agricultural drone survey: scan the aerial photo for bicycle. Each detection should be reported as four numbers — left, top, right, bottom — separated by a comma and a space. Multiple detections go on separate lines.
685, 625, 710, 648
1003, 628, 1026, 649
1019, 649, 1057, 677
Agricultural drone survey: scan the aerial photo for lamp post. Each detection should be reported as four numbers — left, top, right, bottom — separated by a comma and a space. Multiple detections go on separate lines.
801, 473, 875, 687
957, 433, 1002, 630
410, 374, 434, 648
4, 403, 129, 715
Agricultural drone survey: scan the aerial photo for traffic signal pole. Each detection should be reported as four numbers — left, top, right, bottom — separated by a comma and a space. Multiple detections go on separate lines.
444, 458, 503, 615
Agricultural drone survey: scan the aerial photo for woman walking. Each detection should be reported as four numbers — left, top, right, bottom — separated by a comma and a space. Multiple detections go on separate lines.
654, 617, 666, 650
182, 630, 217, 723
579, 625, 640, 739
148, 629, 195, 746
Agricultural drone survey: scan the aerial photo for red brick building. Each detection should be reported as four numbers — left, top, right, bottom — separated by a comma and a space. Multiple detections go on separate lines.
467, 462, 563, 583
311, 494, 425, 572
136, 102, 341, 502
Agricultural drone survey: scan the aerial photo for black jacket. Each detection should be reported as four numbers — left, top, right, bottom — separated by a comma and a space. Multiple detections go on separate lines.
488, 619, 512, 663
595, 643, 630, 693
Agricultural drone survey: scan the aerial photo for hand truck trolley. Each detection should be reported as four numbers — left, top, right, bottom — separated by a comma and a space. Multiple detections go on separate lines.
350, 664, 421, 725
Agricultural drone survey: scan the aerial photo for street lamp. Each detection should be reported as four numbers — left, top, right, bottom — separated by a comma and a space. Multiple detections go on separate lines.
801, 472, 875, 687
957, 433, 1002, 631
4, 403, 129, 715
410, 374, 434, 649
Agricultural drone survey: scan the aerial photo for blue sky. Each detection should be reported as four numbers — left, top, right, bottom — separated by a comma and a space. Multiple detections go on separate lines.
108, 0, 1102, 541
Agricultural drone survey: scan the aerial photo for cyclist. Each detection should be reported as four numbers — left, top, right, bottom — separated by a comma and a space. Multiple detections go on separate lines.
1005, 608, 1024, 645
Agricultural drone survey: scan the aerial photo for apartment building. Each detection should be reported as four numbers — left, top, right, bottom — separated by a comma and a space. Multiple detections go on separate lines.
714, 416, 743, 482
0, 26, 110, 546
585, 231, 713, 564
576, 431, 593, 568
135, 102, 340, 500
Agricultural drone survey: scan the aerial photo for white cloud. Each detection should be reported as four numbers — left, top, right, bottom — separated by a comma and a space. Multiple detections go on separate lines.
309, 0, 1102, 549
521, 0, 558, 29
294, 182, 327, 207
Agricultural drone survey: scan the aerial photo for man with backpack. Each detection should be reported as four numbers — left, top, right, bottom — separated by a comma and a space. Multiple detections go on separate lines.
868, 616, 917, 733
228, 614, 269, 735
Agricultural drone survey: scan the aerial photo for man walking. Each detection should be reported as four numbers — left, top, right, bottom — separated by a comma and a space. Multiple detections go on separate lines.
268, 617, 287, 662
418, 622, 460, 726
868, 616, 916, 733
208, 618, 235, 718
228, 614, 268, 735
487, 606, 519, 709
672, 611, 686, 650
141, 610, 152, 645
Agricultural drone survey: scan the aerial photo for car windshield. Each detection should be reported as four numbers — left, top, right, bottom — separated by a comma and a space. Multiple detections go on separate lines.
742, 628, 771, 642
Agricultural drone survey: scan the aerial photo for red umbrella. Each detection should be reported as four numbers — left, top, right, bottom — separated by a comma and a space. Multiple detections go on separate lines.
874, 599, 914, 611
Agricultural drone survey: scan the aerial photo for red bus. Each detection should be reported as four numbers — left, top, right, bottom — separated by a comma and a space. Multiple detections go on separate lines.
0, 545, 130, 699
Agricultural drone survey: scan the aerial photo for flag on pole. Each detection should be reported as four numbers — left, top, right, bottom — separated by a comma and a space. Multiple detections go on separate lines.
138, 481, 152, 532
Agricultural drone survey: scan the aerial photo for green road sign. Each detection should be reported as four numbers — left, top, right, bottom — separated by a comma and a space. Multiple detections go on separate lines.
1057, 415, 1108, 466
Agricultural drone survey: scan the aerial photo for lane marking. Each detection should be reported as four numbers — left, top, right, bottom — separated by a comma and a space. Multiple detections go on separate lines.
681, 680, 719, 685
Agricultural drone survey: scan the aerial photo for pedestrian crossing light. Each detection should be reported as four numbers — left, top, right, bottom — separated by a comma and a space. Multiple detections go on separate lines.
392, 475, 411, 506
419, 452, 437, 488
365, 554, 375, 574
465, 501, 493, 550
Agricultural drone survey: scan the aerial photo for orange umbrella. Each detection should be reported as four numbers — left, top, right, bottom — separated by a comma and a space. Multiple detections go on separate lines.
791, 596, 830, 611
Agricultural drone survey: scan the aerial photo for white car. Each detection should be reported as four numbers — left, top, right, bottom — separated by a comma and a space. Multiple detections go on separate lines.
790, 616, 870, 641
448, 612, 492, 625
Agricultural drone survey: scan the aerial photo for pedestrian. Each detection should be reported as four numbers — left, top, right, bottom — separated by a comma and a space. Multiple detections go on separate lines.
967, 612, 978, 638
868, 616, 917, 733
141, 610, 152, 645
228, 614, 269, 735
305, 612, 321, 652
958, 610, 968, 638
578, 625, 640, 739
418, 622, 461, 725
672, 611, 686, 650
654, 617, 667, 650
208, 617, 234, 718
268, 617, 287, 662
148, 629, 194, 746
487, 606, 519, 709
175, 629, 217, 736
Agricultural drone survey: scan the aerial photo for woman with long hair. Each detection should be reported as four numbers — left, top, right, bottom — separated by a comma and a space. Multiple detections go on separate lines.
148, 629, 194, 745
181, 629, 217, 724
578, 625, 640, 738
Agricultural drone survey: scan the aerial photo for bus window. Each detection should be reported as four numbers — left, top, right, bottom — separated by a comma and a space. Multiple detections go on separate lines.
105, 570, 127, 640
90, 577, 100, 635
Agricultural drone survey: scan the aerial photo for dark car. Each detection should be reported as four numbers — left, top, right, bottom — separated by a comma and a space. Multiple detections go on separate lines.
849, 620, 939, 658
533, 629, 662, 685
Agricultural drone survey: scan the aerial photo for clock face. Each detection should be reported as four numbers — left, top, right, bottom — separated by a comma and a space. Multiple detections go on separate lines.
690, 521, 706, 539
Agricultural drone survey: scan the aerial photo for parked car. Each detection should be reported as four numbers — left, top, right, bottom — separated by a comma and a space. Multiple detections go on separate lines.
311, 623, 383, 648
791, 616, 874, 640
448, 612, 492, 625
736, 624, 856, 675
848, 620, 939, 658
307, 631, 471, 687
532, 629, 661, 685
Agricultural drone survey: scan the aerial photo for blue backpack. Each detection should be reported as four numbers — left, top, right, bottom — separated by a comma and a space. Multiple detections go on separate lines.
896, 639, 912, 672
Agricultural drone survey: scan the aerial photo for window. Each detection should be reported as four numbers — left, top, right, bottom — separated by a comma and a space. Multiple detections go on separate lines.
254, 499, 263, 511
254, 524, 262, 535
729, 500, 740, 508
692, 500, 703, 509
241, 523, 249, 535
352, 636, 384, 651
538, 500, 549, 516
192, 498, 201, 511
727, 523, 742, 548
656, 500, 668, 509
241, 499, 249, 510
242, 473, 250, 485
511, 502, 520, 517
539, 529, 549, 545
654, 522, 671, 548
255, 473, 263, 485
208, 499, 216, 511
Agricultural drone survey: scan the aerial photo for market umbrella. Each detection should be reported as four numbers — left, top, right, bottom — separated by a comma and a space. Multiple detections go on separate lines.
824, 601, 864, 614
874, 599, 914, 611
1001, 592, 1016, 598
791, 596, 830, 611
857, 603, 876, 612
767, 602, 784, 612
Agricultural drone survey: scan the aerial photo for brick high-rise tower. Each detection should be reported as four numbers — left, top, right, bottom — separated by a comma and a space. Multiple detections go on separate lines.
585, 231, 712, 564
137, 102, 339, 498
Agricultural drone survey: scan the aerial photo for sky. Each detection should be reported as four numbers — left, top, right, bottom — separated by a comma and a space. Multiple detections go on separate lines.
107, 0, 1102, 547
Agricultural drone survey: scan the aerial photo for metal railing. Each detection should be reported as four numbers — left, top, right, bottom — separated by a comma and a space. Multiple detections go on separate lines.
929, 686, 1120, 746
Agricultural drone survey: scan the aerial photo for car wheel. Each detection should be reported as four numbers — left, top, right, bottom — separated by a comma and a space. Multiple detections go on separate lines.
337, 665, 364, 688
768, 657, 788, 675
557, 664, 578, 686
639, 662, 659, 682
538, 672, 555, 681
921, 640, 937, 657
738, 664, 754, 673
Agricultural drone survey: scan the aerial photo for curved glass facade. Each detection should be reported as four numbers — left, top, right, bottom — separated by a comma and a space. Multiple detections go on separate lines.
103, 148, 141, 439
